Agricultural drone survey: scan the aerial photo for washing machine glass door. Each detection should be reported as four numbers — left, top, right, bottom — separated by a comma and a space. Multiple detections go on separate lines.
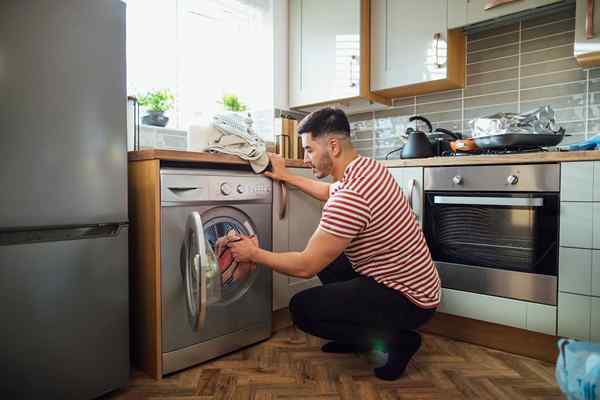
203, 210, 258, 304
182, 212, 221, 332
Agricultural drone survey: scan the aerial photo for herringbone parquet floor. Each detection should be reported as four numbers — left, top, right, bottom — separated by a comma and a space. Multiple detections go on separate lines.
105, 325, 564, 400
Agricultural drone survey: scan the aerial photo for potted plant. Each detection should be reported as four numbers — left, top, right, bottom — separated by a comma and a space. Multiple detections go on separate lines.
221, 94, 247, 112
138, 89, 175, 127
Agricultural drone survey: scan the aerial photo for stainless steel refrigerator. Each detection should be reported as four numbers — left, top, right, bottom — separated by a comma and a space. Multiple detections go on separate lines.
0, 1, 129, 398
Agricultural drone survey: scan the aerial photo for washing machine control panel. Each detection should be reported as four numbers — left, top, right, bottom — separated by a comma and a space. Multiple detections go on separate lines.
215, 178, 271, 200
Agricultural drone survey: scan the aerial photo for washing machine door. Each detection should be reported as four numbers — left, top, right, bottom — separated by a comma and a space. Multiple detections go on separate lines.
162, 204, 272, 353
181, 212, 221, 332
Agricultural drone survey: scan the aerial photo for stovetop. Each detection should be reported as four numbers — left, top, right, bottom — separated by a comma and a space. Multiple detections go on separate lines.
440, 147, 548, 157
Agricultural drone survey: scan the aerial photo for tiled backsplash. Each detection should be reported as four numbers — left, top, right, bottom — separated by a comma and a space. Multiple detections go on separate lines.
351, 6, 599, 160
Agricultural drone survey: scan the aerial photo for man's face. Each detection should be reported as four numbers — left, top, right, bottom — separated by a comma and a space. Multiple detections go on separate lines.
301, 132, 333, 179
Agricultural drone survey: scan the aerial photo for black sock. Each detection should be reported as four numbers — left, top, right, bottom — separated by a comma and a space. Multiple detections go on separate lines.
321, 341, 370, 354
374, 332, 422, 381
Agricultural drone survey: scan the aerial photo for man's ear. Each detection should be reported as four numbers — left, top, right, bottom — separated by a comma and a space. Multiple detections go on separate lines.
328, 137, 342, 157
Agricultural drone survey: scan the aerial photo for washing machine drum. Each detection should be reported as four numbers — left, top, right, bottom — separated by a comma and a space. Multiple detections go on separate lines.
182, 207, 259, 315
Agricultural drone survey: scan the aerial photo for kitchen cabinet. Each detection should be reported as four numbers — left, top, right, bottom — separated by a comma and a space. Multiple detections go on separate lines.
591, 296, 600, 341
559, 247, 592, 295
561, 161, 595, 202
592, 251, 600, 296
272, 168, 325, 310
559, 292, 591, 340
560, 203, 594, 249
389, 167, 424, 225
438, 288, 557, 335
289, 0, 389, 111
370, 0, 465, 100
594, 162, 600, 201
575, 0, 600, 68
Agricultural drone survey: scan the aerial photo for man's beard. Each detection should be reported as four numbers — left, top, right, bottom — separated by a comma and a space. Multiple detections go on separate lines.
313, 153, 333, 178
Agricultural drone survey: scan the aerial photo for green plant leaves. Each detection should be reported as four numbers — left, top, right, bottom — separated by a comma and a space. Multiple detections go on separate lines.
222, 94, 247, 112
138, 89, 175, 113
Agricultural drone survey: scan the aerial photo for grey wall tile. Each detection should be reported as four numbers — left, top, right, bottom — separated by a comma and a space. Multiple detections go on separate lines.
467, 56, 519, 75
521, 31, 574, 53
521, 45, 573, 65
520, 57, 580, 77
418, 110, 461, 123
555, 107, 586, 122
521, 94, 586, 111
522, 8, 575, 29
464, 92, 518, 109
468, 32, 519, 52
467, 68, 518, 86
521, 70, 586, 90
590, 68, 600, 79
416, 99, 461, 114
465, 80, 518, 97
468, 23, 519, 41
520, 81, 586, 101
348, 112, 373, 122
374, 106, 414, 119
468, 44, 518, 64
464, 103, 519, 121
522, 18, 575, 41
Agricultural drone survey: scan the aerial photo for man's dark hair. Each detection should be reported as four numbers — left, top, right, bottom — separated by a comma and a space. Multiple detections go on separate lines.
297, 107, 350, 138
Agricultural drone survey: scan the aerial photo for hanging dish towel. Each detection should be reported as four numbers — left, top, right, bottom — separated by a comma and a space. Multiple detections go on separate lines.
204, 112, 270, 173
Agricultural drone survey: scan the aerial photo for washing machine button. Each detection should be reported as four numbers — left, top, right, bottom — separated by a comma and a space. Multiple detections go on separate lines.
220, 182, 232, 195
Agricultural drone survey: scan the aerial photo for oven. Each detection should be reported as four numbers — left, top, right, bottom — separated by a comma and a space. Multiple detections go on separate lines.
423, 163, 560, 305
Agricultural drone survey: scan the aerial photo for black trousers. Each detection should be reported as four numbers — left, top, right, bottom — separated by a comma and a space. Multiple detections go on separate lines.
289, 254, 436, 350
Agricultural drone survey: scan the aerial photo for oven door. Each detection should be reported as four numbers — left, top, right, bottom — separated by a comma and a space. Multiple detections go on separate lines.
424, 191, 559, 305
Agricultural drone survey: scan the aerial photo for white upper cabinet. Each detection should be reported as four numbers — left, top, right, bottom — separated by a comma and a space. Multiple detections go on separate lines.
370, 0, 465, 99
289, 0, 361, 108
448, 0, 564, 28
371, 0, 448, 91
575, 0, 600, 68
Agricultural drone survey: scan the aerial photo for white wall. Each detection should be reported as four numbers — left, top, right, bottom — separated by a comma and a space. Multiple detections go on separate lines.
273, 0, 288, 110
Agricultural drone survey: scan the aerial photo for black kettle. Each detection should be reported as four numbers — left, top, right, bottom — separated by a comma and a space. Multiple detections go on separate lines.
401, 116, 434, 159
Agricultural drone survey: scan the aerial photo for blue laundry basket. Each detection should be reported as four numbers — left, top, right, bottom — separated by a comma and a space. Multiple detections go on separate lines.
556, 339, 600, 400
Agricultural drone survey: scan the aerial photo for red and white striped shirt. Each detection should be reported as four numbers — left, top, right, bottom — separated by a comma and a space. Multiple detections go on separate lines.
319, 156, 440, 309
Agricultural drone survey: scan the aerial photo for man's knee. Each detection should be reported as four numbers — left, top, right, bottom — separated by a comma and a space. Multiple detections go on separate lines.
289, 290, 314, 327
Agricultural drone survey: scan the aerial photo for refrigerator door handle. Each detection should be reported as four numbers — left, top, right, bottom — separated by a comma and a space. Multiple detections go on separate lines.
0, 223, 125, 246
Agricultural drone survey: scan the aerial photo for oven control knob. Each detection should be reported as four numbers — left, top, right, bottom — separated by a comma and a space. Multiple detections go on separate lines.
236, 184, 245, 194
507, 175, 519, 185
220, 182, 232, 195
452, 175, 463, 185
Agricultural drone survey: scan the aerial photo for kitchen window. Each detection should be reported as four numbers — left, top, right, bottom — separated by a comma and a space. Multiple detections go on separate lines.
126, 0, 274, 136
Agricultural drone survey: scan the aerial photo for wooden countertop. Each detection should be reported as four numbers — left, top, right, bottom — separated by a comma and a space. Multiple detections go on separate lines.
129, 149, 600, 168
128, 149, 307, 168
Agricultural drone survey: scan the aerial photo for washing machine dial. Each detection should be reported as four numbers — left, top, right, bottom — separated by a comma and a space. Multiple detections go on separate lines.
236, 184, 245, 194
220, 182, 233, 196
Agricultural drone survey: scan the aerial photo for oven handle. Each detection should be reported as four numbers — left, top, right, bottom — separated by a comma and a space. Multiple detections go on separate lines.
433, 196, 544, 207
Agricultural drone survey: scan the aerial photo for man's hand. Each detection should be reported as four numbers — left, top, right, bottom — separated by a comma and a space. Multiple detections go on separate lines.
228, 235, 260, 263
263, 153, 290, 182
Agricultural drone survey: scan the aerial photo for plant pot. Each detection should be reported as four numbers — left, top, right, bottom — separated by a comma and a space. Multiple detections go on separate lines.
142, 111, 169, 127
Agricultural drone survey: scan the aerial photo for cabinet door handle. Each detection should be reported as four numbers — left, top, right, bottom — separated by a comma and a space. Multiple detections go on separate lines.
278, 181, 288, 219
408, 178, 418, 219
433, 33, 442, 68
349, 55, 357, 88
587, 0, 594, 39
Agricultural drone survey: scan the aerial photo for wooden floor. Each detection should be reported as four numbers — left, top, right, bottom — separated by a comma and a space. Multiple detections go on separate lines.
103, 325, 563, 400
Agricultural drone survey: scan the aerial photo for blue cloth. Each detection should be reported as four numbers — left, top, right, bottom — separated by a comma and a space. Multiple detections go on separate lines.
566, 134, 600, 151
556, 339, 600, 400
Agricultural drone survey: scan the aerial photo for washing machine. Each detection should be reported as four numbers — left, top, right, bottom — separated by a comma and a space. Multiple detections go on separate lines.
160, 168, 272, 374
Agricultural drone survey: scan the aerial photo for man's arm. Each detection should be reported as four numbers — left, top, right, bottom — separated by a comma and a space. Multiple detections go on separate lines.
228, 228, 351, 278
263, 153, 330, 202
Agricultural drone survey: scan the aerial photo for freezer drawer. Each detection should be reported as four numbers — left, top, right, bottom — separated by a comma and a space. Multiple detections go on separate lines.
0, 226, 129, 399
